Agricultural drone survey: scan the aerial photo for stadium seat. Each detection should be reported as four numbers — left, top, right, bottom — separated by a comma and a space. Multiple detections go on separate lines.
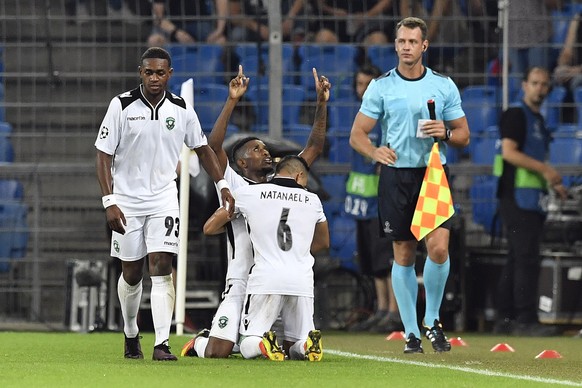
168, 44, 224, 90
246, 84, 306, 126
328, 101, 360, 130
0, 201, 29, 272
0, 134, 14, 162
184, 83, 229, 130
366, 45, 397, 72
471, 126, 500, 166
283, 124, 312, 147
551, 10, 571, 48
553, 124, 580, 136
469, 175, 501, 236
0, 121, 12, 134
541, 86, 567, 131
574, 86, 582, 126
319, 173, 347, 202
549, 137, 582, 165
0, 179, 24, 200
238, 53, 294, 87
461, 85, 500, 155
328, 213, 357, 263
327, 127, 352, 164
331, 85, 357, 102
297, 45, 358, 98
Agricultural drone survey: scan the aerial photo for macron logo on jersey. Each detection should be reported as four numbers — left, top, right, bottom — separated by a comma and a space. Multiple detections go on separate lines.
260, 190, 310, 203
127, 116, 146, 121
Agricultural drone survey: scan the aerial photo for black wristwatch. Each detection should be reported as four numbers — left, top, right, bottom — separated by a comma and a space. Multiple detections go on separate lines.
443, 129, 451, 141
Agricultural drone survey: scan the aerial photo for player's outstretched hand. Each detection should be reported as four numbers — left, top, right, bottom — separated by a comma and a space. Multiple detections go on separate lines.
313, 67, 331, 103
229, 65, 249, 100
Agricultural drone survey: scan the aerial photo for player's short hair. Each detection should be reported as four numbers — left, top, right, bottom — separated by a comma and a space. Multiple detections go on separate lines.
395, 17, 428, 41
141, 47, 172, 67
275, 155, 309, 175
231, 136, 260, 162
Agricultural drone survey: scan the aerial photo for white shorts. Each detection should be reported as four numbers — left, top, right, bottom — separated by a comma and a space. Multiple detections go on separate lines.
209, 279, 247, 343
240, 294, 314, 343
110, 209, 180, 261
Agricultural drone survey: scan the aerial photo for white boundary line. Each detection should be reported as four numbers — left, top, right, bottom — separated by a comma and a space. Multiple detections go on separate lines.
327, 349, 582, 387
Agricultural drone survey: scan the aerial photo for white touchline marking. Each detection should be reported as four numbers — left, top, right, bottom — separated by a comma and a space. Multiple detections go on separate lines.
327, 349, 582, 387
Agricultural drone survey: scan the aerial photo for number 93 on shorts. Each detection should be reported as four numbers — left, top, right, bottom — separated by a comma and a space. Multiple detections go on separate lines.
110, 209, 180, 261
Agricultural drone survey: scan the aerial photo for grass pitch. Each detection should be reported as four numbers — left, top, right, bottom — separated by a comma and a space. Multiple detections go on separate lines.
1, 331, 581, 387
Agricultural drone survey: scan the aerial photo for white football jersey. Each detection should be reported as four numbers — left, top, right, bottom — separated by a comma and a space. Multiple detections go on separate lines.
233, 177, 326, 297
221, 163, 254, 281
95, 86, 207, 215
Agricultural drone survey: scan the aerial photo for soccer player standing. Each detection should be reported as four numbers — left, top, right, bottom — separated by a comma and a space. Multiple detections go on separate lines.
95, 47, 234, 361
349, 17, 470, 353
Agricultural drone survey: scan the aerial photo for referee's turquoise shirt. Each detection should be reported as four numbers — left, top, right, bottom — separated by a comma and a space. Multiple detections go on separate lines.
359, 67, 465, 168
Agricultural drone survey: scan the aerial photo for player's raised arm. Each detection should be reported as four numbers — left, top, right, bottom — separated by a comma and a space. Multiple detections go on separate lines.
208, 65, 250, 171
298, 67, 331, 166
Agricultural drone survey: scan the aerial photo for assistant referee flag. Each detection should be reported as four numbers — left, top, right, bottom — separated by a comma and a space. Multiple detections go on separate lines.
410, 142, 454, 240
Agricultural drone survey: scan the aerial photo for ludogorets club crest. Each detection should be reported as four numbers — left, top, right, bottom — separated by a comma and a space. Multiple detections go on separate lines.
165, 117, 175, 130
218, 316, 228, 329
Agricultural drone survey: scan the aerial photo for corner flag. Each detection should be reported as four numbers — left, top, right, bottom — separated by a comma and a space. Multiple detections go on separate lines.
410, 142, 454, 240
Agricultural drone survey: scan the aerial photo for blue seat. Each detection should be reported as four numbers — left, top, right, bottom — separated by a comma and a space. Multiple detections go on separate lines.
0, 134, 14, 162
541, 86, 567, 131
0, 121, 12, 134
297, 45, 358, 98
0, 201, 29, 272
327, 127, 352, 164
552, 10, 571, 47
328, 101, 360, 130
328, 213, 357, 263
319, 173, 347, 202
246, 84, 305, 126
469, 175, 501, 236
574, 86, 582, 126
553, 124, 580, 136
183, 83, 229, 130
549, 137, 582, 165
331, 85, 357, 102
461, 85, 500, 134
168, 44, 224, 90
283, 124, 312, 147
366, 45, 397, 72
471, 126, 500, 165
0, 180, 24, 200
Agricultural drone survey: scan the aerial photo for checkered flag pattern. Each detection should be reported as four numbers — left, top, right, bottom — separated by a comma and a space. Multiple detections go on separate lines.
410, 143, 454, 240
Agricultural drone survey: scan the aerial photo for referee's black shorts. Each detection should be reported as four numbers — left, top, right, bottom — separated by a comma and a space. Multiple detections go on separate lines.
377, 165, 453, 241
356, 217, 393, 278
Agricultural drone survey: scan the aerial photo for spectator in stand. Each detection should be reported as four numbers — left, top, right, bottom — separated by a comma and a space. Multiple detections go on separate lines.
400, 0, 471, 73
506, 0, 561, 79
66, 0, 139, 24
310, 0, 395, 44
227, 0, 308, 43
345, 63, 402, 334
147, 0, 228, 47
553, 12, 582, 122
